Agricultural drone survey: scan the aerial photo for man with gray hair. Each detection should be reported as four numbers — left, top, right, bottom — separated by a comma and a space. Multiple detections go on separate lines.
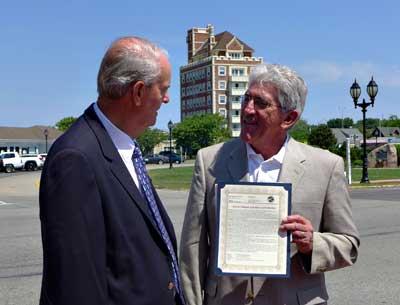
40, 37, 185, 305
180, 63, 359, 305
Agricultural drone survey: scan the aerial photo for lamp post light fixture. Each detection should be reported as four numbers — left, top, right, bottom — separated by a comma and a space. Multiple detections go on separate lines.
167, 120, 173, 169
349, 77, 378, 183
43, 128, 49, 153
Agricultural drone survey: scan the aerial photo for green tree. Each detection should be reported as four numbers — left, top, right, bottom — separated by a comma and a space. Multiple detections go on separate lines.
308, 124, 337, 150
326, 118, 342, 128
343, 117, 354, 128
137, 128, 168, 156
327, 117, 354, 128
55, 116, 77, 131
355, 118, 380, 130
382, 115, 400, 128
289, 119, 310, 143
173, 114, 230, 157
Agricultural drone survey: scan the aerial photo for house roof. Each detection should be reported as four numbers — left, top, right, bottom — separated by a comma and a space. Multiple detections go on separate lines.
330, 128, 363, 144
195, 30, 254, 56
0, 126, 62, 140
213, 31, 254, 51
372, 126, 400, 137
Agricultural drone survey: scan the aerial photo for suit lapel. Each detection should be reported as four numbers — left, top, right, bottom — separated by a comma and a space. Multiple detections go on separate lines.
83, 104, 161, 236
279, 137, 306, 193
227, 139, 249, 182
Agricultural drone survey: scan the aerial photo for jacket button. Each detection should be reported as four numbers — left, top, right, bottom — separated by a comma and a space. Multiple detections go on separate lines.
167, 282, 175, 290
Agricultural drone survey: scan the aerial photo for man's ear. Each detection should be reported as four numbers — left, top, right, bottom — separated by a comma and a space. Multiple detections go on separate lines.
281, 110, 299, 130
131, 81, 146, 106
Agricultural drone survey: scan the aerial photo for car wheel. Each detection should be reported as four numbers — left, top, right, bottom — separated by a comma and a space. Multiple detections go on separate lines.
158, 160, 164, 165
5, 165, 14, 173
25, 162, 37, 171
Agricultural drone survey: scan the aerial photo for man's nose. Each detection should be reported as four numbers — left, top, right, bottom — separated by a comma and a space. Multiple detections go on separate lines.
243, 99, 255, 114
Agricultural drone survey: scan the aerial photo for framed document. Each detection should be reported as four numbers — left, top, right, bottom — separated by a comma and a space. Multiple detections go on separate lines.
215, 182, 291, 277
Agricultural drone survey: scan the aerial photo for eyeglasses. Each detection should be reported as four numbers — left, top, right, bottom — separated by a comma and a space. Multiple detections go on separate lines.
241, 93, 282, 110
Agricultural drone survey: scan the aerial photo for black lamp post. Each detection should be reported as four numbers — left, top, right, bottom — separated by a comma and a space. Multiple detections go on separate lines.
167, 120, 173, 169
350, 77, 378, 183
44, 128, 49, 153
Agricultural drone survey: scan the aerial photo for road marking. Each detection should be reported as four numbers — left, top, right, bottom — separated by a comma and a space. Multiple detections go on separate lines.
0, 201, 16, 206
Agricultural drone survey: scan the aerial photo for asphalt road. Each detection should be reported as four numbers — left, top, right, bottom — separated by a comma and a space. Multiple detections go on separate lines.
0, 171, 399, 305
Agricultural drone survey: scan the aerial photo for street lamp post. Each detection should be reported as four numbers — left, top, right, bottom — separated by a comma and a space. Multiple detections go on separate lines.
44, 128, 49, 153
167, 120, 173, 169
349, 77, 378, 183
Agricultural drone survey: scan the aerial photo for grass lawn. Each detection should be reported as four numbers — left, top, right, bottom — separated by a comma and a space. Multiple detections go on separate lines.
148, 166, 194, 190
148, 166, 400, 190
351, 167, 400, 183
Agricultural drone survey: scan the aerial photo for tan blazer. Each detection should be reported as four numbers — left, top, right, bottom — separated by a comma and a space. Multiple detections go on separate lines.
180, 138, 359, 305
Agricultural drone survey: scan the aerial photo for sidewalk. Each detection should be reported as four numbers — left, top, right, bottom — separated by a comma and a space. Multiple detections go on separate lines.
350, 179, 400, 188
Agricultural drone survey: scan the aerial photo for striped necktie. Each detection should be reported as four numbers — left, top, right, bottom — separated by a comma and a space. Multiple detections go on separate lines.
132, 141, 185, 304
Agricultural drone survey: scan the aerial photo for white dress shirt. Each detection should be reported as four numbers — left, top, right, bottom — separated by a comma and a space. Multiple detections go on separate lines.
93, 103, 140, 189
246, 137, 289, 183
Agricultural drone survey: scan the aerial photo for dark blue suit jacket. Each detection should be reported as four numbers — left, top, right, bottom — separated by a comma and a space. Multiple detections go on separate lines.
39, 104, 182, 305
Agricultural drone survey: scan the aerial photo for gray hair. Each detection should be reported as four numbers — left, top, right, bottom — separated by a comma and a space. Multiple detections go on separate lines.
97, 36, 167, 99
249, 63, 308, 116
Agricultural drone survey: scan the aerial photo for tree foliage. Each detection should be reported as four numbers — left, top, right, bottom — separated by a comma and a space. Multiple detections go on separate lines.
137, 128, 168, 156
327, 117, 354, 128
354, 118, 380, 130
55, 116, 77, 131
289, 119, 310, 143
308, 124, 337, 150
172, 114, 231, 157
381, 115, 400, 127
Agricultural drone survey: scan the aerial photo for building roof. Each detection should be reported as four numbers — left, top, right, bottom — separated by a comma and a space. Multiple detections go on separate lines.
0, 126, 62, 140
371, 126, 400, 137
196, 30, 254, 56
213, 31, 254, 52
330, 128, 363, 144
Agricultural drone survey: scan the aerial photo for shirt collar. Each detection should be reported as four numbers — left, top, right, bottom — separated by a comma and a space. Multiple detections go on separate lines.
246, 136, 289, 164
93, 102, 136, 153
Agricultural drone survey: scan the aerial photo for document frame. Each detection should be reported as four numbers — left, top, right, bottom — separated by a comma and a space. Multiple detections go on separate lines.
215, 182, 292, 278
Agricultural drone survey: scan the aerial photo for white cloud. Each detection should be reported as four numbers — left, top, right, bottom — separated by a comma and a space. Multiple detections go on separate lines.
297, 61, 400, 88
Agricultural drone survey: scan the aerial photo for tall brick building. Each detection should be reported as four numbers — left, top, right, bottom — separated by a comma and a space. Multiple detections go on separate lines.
180, 24, 263, 137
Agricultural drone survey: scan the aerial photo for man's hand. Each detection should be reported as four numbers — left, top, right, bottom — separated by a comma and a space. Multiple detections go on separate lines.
280, 215, 314, 254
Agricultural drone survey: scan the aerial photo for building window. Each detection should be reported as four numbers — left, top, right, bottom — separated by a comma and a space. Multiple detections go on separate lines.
219, 108, 226, 117
219, 95, 226, 104
228, 52, 243, 59
218, 66, 226, 76
219, 81, 226, 90
232, 123, 241, 131
207, 66, 211, 77
181, 88, 185, 97
231, 68, 245, 76
207, 81, 211, 91
207, 95, 212, 105
181, 74, 185, 83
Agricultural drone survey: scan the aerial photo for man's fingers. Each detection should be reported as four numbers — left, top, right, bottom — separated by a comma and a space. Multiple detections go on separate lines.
280, 222, 308, 232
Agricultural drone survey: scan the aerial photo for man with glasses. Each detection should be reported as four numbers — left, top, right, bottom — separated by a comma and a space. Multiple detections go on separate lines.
39, 37, 185, 305
180, 63, 359, 305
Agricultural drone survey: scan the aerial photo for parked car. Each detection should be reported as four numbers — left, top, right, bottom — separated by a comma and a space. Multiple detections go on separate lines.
144, 154, 169, 165
0, 152, 44, 173
21, 154, 45, 170
39, 153, 47, 163
0, 152, 24, 173
158, 151, 184, 164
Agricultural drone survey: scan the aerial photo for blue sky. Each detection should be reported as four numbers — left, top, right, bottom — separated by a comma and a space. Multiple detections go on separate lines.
1, 0, 399, 131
